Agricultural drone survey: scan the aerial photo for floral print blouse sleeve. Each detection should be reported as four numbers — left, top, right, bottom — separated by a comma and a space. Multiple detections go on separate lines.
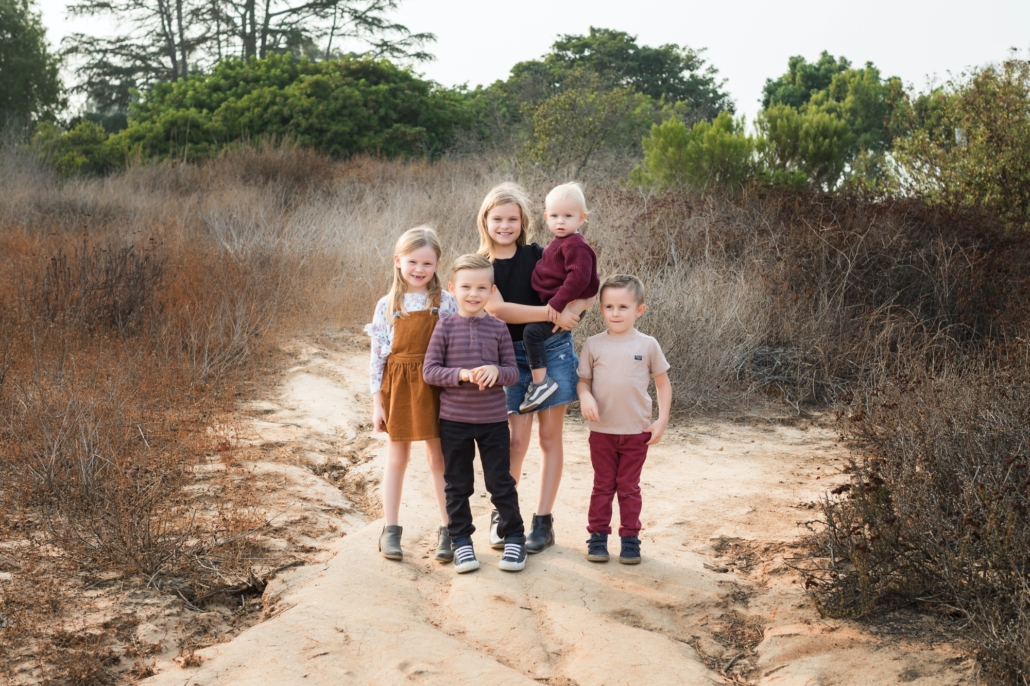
365, 296, 391, 394
364, 292, 455, 395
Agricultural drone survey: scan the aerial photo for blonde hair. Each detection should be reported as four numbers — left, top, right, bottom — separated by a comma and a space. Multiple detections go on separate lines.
600, 274, 645, 305
450, 253, 494, 282
387, 226, 443, 319
476, 182, 534, 260
545, 182, 588, 214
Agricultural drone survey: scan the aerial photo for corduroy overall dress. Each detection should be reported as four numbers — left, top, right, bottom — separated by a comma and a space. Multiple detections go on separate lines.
381, 305, 442, 442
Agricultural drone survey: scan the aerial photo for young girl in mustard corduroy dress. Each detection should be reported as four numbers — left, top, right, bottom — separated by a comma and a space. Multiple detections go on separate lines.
366, 227, 455, 562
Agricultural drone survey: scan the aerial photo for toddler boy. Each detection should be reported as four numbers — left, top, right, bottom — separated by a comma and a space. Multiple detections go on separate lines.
423, 254, 527, 573
520, 182, 600, 412
576, 274, 671, 564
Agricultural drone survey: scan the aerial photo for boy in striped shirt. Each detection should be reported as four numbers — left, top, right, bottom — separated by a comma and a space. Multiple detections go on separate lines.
423, 254, 528, 573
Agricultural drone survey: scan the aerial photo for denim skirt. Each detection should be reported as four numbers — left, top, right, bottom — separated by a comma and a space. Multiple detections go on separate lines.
505, 330, 579, 414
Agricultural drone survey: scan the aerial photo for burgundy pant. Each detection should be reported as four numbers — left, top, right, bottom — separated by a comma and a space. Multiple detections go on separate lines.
587, 431, 650, 537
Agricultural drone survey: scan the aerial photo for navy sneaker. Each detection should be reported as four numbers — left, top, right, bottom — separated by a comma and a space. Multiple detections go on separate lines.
452, 537, 480, 573
586, 532, 609, 562
498, 536, 527, 572
619, 535, 641, 565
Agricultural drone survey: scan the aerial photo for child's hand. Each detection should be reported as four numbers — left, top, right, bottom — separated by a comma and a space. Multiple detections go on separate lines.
645, 418, 668, 445
551, 307, 581, 333
470, 365, 499, 389
580, 393, 600, 423
545, 304, 560, 323
372, 401, 387, 433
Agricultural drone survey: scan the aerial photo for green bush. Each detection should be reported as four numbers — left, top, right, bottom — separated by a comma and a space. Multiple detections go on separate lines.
757, 104, 854, 190
111, 54, 471, 161
630, 112, 756, 190
32, 120, 123, 175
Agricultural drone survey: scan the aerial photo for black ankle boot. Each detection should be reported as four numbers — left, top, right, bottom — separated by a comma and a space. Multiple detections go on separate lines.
526, 513, 554, 554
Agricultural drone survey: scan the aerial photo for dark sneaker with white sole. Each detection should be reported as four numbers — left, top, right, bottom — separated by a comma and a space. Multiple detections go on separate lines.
452, 537, 480, 573
498, 536, 527, 572
619, 535, 641, 564
586, 532, 609, 562
489, 509, 504, 550
519, 375, 559, 413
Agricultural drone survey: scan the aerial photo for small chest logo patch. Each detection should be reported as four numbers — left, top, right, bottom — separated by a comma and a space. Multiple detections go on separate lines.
634, 355, 643, 360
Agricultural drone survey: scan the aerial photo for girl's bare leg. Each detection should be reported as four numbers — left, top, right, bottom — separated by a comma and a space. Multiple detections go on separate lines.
535, 404, 568, 516
424, 438, 448, 526
508, 412, 535, 488
383, 440, 411, 526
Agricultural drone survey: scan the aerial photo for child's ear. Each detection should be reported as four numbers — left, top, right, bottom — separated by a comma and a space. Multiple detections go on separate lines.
393, 254, 401, 269
447, 281, 455, 294
637, 303, 647, 317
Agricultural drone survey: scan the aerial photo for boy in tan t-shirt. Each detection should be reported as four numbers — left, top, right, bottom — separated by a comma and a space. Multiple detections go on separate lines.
577, 274, 671, 565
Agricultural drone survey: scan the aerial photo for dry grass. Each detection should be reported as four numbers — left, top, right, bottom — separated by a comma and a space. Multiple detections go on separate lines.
2, 141, 1028, 682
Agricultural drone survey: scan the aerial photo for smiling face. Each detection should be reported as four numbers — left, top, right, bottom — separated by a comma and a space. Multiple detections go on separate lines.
449, 268, 495, 317
394, 244, 440, 293
486, 202, 524, 250
600, 286, 646, 336
544, 198, 587, 238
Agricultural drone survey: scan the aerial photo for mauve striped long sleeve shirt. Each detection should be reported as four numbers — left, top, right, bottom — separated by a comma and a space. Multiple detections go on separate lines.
423, 313, 519, 424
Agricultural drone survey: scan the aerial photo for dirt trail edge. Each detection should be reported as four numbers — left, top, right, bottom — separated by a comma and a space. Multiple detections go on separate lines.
144, 333, 974, 686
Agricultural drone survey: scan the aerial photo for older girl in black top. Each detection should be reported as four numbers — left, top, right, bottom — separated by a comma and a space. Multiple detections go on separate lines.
477, 183, 594, 553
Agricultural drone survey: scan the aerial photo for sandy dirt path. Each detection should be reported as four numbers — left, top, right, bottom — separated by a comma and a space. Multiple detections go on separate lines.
144, 332, 975, 686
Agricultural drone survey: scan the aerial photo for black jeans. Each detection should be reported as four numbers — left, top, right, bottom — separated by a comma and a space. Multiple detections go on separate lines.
440, 419, 525, 542
523, 321, 558, 371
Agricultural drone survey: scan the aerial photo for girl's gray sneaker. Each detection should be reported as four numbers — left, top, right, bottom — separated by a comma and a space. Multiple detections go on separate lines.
453, 537, 480, 573
489, 509, 504, 550
586, 532, 609, 562
435, 526, 453, 562
499, 536, 527, 572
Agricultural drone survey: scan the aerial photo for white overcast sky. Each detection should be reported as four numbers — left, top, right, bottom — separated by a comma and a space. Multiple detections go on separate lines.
35, 0, 1030, 121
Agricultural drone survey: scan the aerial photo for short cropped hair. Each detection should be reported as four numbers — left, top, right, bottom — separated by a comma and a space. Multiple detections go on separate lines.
451, 253, 494, 283
599, 274, 645, 305
545, 182, 588, 214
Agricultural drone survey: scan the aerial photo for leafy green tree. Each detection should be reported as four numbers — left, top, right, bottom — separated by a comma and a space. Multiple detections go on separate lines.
108, 54, 469, 160
892, 58, 1030, 228
757, 104, 854, 189
524, 68, 651, 175
525, 27, 733, 115
630, 112, 756, 191
762, 51, 851, 110
0, 0, 63, 125
64, 0, 433, 117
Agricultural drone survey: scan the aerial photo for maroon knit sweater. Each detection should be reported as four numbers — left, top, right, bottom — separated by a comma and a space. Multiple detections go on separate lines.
531, 232, 600, 313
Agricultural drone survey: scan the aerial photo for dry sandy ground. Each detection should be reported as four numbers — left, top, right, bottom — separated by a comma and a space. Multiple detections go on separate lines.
143, 331, 977, 686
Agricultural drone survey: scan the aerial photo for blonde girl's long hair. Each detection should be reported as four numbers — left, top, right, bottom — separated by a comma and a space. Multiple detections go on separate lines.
387, 226, 443, 320
476, 182, 535, 260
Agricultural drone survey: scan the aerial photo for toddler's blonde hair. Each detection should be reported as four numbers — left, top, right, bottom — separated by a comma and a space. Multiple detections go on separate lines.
476, 182, 534, 259
388, 226, 443, 319
545, 182, 588, 214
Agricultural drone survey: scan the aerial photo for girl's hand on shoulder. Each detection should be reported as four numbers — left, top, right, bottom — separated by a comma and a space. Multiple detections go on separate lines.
471, 365, 499, 389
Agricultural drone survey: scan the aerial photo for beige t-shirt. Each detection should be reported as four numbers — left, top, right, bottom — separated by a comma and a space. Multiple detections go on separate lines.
577, 329, 670, 435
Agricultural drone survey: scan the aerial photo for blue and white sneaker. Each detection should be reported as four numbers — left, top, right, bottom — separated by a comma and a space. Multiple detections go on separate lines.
453, 537, 480, 574
498, 536, 527, 572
